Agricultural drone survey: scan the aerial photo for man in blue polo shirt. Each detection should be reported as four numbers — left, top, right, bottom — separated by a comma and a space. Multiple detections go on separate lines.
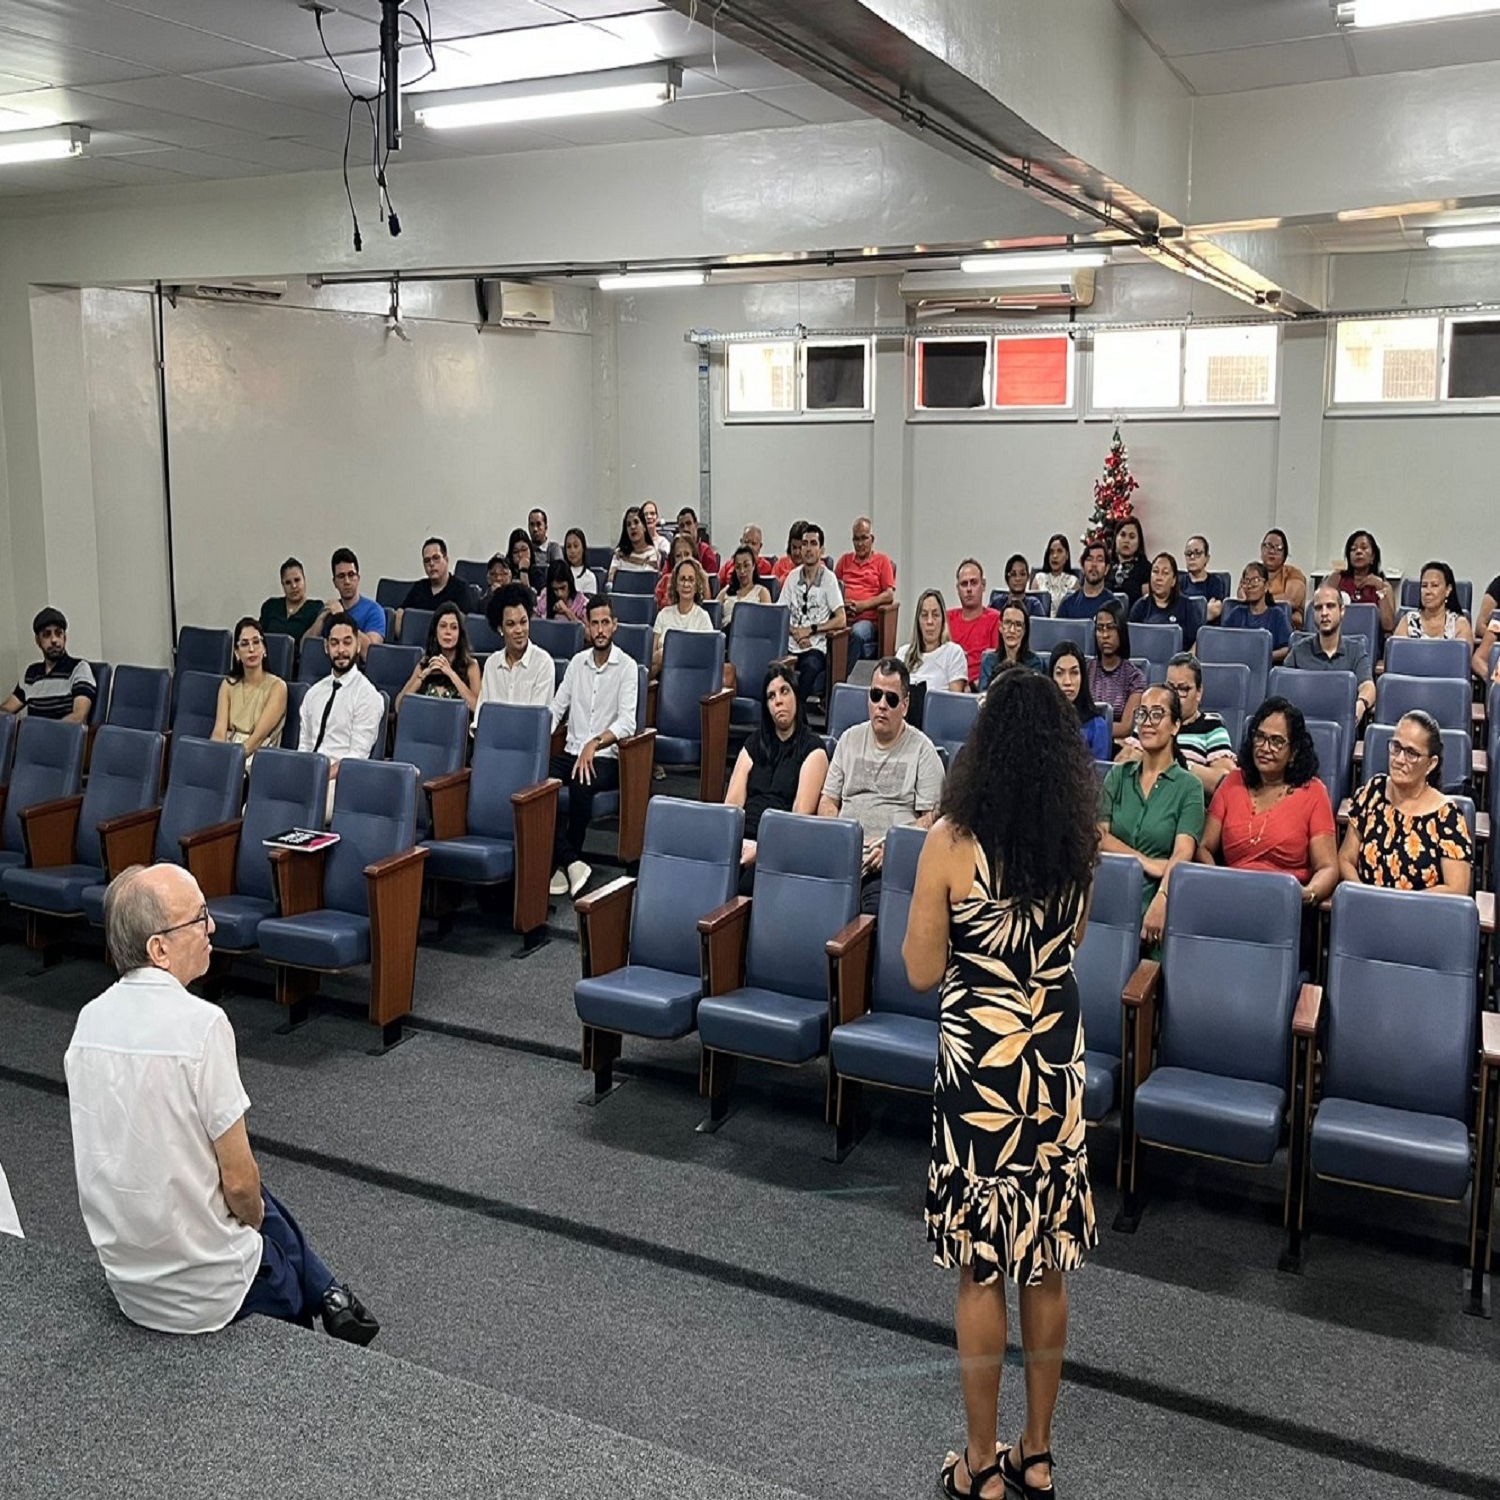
310, 547, 384, 658
1058, 542, 1115, 621
1, 607, 95, 722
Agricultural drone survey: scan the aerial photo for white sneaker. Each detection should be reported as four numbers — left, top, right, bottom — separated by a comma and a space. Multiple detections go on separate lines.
549, 869, 568, 896
566, 860, 592, 898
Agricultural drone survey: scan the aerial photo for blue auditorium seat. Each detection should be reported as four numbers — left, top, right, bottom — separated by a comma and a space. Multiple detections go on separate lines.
653, 629, 732, 802
726, 602, 790, 730
0, 720, 86, 880
1075, 853, 1146, 1123
389, 695, 468, 836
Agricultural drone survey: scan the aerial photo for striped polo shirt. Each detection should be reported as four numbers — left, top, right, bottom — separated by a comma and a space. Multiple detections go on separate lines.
15, 655, 95, 720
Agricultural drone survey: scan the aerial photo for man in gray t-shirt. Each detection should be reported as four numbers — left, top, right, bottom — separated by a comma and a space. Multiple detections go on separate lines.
819, 657, 945, 913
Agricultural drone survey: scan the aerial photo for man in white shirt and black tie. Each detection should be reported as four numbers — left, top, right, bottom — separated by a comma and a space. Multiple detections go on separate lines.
298, 619, 384, 817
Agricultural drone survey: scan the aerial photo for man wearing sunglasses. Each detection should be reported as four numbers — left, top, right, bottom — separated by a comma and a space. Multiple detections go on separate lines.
819, 657, 944, 913
64, 864, 379, 1345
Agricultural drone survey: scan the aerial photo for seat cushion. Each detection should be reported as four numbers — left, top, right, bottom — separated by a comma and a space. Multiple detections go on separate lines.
82, 882, 107, 927
652, 735, 699, 766
422, 836, 515, 885
1084, 1050, 1121, 1124
2, 864, 103, 915
830, 1012, 938, 1093
257, 910, 371, 970
730, 697, 758, 726
1311, 1097, 1472, 1201
1134, 1066, 1286, 1165
0, 849, 23, 876
206, 894, 275, 952
574, 964, 702, 1040
697, 986, 827, 1065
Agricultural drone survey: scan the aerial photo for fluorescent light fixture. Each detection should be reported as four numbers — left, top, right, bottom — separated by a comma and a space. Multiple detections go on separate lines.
959, 249, 1110, 274
1337, 1, 1500, 26
404, 17, 668, 93
0, 125, 89, 166
597, 271, 705, 291
1425, 225, 1500, 248
412, 64, 679, 130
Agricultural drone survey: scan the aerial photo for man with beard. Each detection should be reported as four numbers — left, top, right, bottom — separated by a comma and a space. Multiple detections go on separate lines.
2, 607, 95, 722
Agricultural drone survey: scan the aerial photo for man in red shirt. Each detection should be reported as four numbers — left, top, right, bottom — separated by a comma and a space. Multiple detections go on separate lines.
717, 525, 776, 588
946, 559, 999, 688
834, 516, 897, 663
671, 507, 720, 578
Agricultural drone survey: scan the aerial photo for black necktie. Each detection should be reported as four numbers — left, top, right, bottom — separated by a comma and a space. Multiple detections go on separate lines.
312, 679, 342, 752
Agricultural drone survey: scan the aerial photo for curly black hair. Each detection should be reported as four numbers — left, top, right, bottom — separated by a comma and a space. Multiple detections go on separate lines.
942, 668, 1100, 904
1239, 695, 1319, 790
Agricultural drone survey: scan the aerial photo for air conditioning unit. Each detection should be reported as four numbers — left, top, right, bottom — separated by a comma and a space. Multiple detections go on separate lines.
898, 268, 1095, 314
179, 280, 288, 303
481, 280, 555, 329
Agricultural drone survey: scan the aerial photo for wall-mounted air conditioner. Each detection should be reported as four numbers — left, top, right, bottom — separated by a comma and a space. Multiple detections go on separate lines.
481, 280, 555, 329
898, 268, 1096, 314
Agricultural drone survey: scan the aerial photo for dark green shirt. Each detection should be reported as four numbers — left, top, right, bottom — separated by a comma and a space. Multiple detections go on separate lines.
1099, 760, 1206, 911
259, 596, 323, 644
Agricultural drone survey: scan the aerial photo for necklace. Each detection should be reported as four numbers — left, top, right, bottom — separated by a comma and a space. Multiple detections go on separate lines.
1247, 782, 1290, 846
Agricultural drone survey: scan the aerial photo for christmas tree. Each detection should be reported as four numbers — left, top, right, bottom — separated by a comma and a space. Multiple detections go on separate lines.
1084, 424, 1139, 550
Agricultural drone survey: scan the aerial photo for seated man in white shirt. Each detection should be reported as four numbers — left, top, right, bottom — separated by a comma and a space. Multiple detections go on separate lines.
298, 619, 385, 818
476, 583, 555, 718
548, 595, 639, 899
63, 862, 377, 1342
785, 522, 847, 704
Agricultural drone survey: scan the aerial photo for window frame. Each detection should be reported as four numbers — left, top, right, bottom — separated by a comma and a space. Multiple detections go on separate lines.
1326, 312, 1500, 416
907, 330, 1080, 423
722, 336, 874, 424
1085, 323, 1282, 421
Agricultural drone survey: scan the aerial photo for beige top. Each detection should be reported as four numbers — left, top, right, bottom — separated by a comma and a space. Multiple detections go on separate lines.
224, 675, 285, 747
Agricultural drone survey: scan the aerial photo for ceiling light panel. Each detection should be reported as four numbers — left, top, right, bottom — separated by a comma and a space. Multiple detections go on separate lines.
959, 250, 1111, 274
1426, 225, 1500, 247
1338, 1, 1500, 26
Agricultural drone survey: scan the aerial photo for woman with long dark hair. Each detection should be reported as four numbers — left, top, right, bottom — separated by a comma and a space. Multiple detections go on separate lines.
1227, 561, 1291, 664
1087, 600, 1146, 744
1050, 642, 1111, 761
1108, 516, 1151, 601
720, 544, 773, 629
607, 506, 658, 584
1030, 533, 1077, 617
395, 601, 480, 713
539, 559, 588, 622
1326, 529, 1396, 634
978, 601, 1042, 690
904, 669, 1100, 1500
212, 616, 288, 767
506, 528, 545, 594
563, 527, 598, 595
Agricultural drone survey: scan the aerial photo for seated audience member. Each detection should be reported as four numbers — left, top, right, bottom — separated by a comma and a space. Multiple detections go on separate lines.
977, 602, 1043, 690
1130, 551, 1197, 650
1287, 584, 1376, 728
640, 501, 671, 564
528, 507, 565, 563
724, 664, 829, 893
395, 602, 480, 714
1181, 534, 1225, 623
1254, 529, 1307, 630
479, 552, 513, 611
507, 528, 546, 594
477, 583, 553, 713
654, 534, 701, 610
211, 618, 287, 767
785, 523, 846, 703
904, 589, 969, 694
310, 548, 385, 656
1058, 541, 1114, 621
65, 863, 378, 1343
1474, 571, 1500, 649
1051, 642, 1113, 761
999, 554, 1043, 616
718, 525, 775, 587
946, 559, 1001, 688
298, 620, 384, 817
1392, 560, 1472, 644
1338, 710, 1473, 894
674, 506, 720, 576
397, 537, 479, 635
549, 596, 639, 899
563, 528, 598, 595
1030, 533, 1078, 617
1224, 562, 1291, 663
772, 520, 809, 586
720, 545, 773, 629
1098, 682, 1206, 945
1199, 697, 1338, 905
1088, 601, 1146, 745
608, 506, 659, 584
834, 516, 897, 663
259, 557, 322, 646
1, 607, 95, 723
1119, 653, 1235, 794
1107, 517, 1151, 601
540, 559, 589, 622
1325, 529, 1397, 635
651, 556, 714, 680
818, 656, 944, 914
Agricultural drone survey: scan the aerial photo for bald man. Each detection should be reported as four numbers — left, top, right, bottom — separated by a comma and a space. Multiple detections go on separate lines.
64, 864, 379, 1342
834, 517, 896, 664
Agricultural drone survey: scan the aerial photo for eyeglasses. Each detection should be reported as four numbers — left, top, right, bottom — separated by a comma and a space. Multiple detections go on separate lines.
869, 687, 904, 708
1388, 740, 1430, 762
1252, 732, 1289, 753
1134, 706, 1170, 727
1262, 540, 1286, 555
1184, 547, 1206, 559
155, 905, 210, 940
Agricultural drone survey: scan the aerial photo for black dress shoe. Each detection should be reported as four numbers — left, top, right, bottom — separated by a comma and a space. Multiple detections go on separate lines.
321, 1284, 380, 1346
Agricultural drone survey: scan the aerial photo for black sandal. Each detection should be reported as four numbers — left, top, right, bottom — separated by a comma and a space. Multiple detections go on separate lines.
939, 1449, 1004, 1499
1000, 1442, 1055, 1499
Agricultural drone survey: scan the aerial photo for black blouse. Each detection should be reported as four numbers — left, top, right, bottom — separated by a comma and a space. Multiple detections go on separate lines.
743, 725, 824, 839
1108, 557, 1151, 601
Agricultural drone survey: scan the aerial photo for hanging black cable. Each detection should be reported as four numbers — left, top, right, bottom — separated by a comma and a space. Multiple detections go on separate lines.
152, 282, 180, 644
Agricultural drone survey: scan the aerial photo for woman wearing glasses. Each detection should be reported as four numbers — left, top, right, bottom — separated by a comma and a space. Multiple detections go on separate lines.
212, 617, 288, 768
1180, 535, 1225, 623
1226, 562, 1292, 665
1129, 552, 1198, 651
1339, 710, 1473, 894
1087, 601, 1146, 745
1256, 529, 1307, 630
977, 602, 1043, 691
1098, 683, 1206, 945
1198, 698, 1338, 906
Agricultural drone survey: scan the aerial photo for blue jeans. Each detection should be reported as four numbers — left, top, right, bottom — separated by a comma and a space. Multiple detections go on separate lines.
849, 619, 878, 662
234, 1188, 337, 1328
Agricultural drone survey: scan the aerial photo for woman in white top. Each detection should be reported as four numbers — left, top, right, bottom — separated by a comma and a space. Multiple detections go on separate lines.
608, 506, 660, 583
1393, 560, 1472, 644
903, 588, 969, 693
651, 557, 714, 679
1030, 533, 1079, 617
720, 545, 772, 629
564, 527, 599, 596
640, 500, 671, 564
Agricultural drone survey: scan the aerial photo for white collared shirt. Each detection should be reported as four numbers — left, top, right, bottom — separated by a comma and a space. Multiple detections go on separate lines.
551, 644, 638, 757
298, 665, 384, 763
477, 639, 555, 721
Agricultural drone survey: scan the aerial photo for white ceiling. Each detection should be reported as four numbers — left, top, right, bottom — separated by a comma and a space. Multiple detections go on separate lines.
0, 0, 865, 197
1119, 0, 1500, 94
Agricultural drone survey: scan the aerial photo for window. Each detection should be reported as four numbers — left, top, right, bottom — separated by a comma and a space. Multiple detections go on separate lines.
1091, 324, 1280, 414
1331, 318, 1440, 405
1092, 328, 1180, 411
726, 342, 797, 415
915, 338, 989, 410
993, 335, 1072, 409
1445, 318, 1500, 400
725, 338, 870, 419
1184, 325, 1278, 406
910, 333, 1077, 415
804, 341, 870, 410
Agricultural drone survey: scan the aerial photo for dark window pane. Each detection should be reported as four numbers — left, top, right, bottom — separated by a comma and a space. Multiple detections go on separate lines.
1447, 320, 1500, 399
919, 340, 986, 408
806, 344, 867, 409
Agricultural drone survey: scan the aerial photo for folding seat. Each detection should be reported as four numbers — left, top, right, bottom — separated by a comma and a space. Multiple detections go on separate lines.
104, 666, 171, 734
922, 690, 980, 769
555, 664, 656, 866
1031, 618, 1089, 658
280, 682, 309, 748
573, 798, 743, 1098
702, 599, 723, 632
1197, 661, 1253, 721
1342, 602, 1381, 656
375, 578, 417, 609
530, 617, 583, 666
1075, 853, 1146, 1123
465, 612, 503, 655
422, 703, 558, 953
695, 810, 864, 1130
1197, 626, 1271, 713
1269, 667, 1356, 782
260, 634, 294, 681
1304, 718, 1348, 810
612, 623, 653, 674
388, 694, 469, 836
611, 594, 657, 628
297, 637, 331, 682
652, 631, 733, 802
454, 559, 488, 590
827, 825, 935, 1158
1374, 673, 1470, 734
171, 671, 221, 742
175, 626, 232, 679
826, 682, 868, 745
586, 546, 613, 575
1117, 863, 1307, 1230
1382, 637, 1471, 680
0, 714, 15, 787
398, 609, 433, 648
610, 570, 659, 598
1127, 622, 1182, 685
255, 759, 428, 1049
87, 663, 112, 729
0, 720, 86, 881
365, 645, 421, 708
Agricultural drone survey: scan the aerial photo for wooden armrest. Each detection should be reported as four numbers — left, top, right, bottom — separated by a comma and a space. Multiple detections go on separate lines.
698, 896, 752, 936
426, 767, 471, 843
877, 601, 900, 658
179, 818, 243, 850
1482, 1011, 1500, 1068
365, 845, 430, 882
699, 688, 735, 804
698, 894, 751, 996
365, 845, 429, 1030
826, 913, 876, 1026
616, 728, 657, 865
1292, 982, 1323, 1038
96, 805, 160, 838
576, 875, 635, 978
268, 844, 326, 916
1121, 958, 1161, 1008
510, 776, 560, 937
1120, 957, 1160, 1093
20, 793, 83, 824
19, 794, 84, 868
825, 913, 876, 960
98, 804, 163, 879
1337, 796, 1350, 826
423, 769, 469, 795
1475, 889, 1494, 936
722, 662, 738, 695
181, 818, 243, 901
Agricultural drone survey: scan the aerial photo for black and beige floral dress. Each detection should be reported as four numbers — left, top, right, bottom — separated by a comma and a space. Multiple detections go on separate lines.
1348, 774, 1472, 889
925, 846, 1097, 1286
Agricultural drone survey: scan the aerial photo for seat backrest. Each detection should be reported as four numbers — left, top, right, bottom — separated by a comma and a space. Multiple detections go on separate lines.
1361, 723, 1471, 794
88, 663, 112, 728
297, 636, 331, 682
1178, 593, 1207, 634
175, 626, 232, 679
1031, 617, 1089, 657
586, 546, 613, 573
465, 613, 503, 655
827, 682, 867, 742
612, 594, 657, 627
1303, 717, 1346, 808
454, 559, 489, 589
727, 603, 791, 702
657, 630, 724, 741
1324, 884, 1478, 1121
923, 690, 980, 768
171, 670, 221, 740
1342, 601, 1381, 653
1128, 622, 1183, 670
1197, 660, 1252, 715
77, 727, 164, 869
611, 569, 659, 597
613, 622, 652, 670
1159, 864, 1301, 1088
280, 682, 309, 748
628, 798, 743, 976
1374, 673, 1469, 733
156, 738, 245, 864
0, 713, 14, 786
391, 695, 469, 799
237, 747, 329, 899
1268, 666, 1356, 734
744, 810, 861, 1000
1075, 852, 1144, 1065
1218, 706, 1246, 750
1196, 626, 1270, 708
375, 577, 417, 609
468, 703, 551, 841
1398, 577, 1472, 612
530, 617, 583, 663
365, 644, 421, 701
703, 598, 723, 631
1381, 636, 1471, 680
2, 719, 86, 854
104, 665, 171, 733
261, 634, 294, 681
871, 824, 936, 1020
323, 759, 419, 915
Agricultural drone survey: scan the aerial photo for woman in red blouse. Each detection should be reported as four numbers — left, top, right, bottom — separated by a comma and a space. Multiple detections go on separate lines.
1325, 529, 1397, 635
1199, 697, 1339, 907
